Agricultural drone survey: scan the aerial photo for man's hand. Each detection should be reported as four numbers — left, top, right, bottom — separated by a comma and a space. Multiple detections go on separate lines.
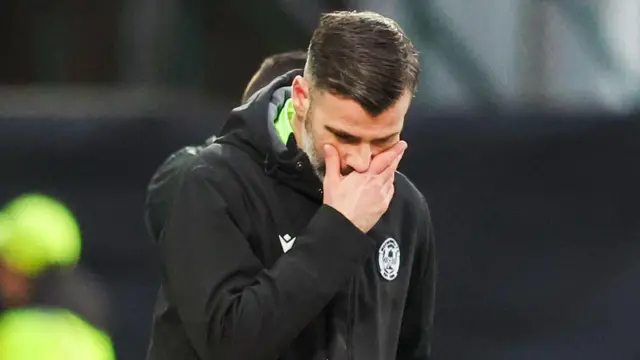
322, 141, 407, 233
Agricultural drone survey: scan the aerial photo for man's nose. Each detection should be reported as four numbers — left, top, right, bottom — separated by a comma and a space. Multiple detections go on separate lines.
344, 144, 372, 173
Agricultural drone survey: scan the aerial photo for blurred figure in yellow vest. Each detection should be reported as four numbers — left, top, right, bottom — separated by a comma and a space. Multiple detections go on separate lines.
0, 193, 115, 360
0, 308, 114, 360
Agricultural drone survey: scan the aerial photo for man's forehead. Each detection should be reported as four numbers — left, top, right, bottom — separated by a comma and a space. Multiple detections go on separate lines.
314, 87, 411, 113
313, 91, 409, 134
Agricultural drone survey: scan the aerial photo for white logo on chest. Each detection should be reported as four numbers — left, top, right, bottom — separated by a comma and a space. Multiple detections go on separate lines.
279, 234, 296, 253
378, 238, 400, 281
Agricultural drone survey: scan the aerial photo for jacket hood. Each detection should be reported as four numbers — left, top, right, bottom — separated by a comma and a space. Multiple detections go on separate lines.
216, 70, 323, 201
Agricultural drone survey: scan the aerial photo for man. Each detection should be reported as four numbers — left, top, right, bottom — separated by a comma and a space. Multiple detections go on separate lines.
145, 50, 307, 241
242, 50, 308, 104
146, 11, 435, 360
0, 193, 114, 359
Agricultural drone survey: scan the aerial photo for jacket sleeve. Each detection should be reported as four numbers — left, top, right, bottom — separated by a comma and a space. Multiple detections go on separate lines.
396, 199, 437, 360
159, 163, 376, 360
144, 146, 201, 241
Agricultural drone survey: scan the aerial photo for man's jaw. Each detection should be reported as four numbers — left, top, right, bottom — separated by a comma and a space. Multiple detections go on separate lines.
314, 163, 326, 181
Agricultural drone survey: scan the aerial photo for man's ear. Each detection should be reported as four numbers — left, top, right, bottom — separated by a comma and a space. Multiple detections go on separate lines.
291, 75, 310, 119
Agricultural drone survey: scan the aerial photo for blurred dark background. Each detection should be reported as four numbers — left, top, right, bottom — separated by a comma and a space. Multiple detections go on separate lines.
0, 1, 638, 359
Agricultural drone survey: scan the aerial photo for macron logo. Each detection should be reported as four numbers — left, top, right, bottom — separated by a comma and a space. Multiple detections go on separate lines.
279, 234, 296, 253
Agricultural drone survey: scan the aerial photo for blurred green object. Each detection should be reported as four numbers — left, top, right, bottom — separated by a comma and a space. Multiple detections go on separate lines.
0, 308, 115, 360
0, 194, 81, 277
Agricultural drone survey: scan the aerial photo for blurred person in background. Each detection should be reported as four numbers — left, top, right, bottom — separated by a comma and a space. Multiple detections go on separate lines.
0, 194, 115, 359
145, 50, 307, 242
146, 10, 435, 360
242, 50, 309, 105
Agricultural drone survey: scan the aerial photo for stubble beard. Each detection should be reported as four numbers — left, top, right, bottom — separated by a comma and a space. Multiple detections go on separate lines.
299, 114, 326, 181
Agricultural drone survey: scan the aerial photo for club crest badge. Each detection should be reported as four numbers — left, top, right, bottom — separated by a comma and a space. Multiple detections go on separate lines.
378, 238, 400, 281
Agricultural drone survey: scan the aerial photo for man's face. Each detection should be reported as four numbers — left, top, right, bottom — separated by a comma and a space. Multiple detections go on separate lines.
291, 76, 412, 180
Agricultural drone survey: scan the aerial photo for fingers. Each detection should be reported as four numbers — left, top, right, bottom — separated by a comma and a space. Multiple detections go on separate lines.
369, 141, 408, 175
323, 144, 341, 182
377, 149, 403, 184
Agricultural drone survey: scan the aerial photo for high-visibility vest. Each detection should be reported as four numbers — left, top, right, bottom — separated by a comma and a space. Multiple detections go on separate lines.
0, 308, 115, 360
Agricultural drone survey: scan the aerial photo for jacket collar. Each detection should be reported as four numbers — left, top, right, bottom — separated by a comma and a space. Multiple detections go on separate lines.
217, 70, 323, 201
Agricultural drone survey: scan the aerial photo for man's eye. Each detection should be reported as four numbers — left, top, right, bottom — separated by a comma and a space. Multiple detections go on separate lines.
372, 138, 395, 147
336, 134, 359, 144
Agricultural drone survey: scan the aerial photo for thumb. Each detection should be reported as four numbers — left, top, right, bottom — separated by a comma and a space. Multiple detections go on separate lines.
323, 144, 341, 182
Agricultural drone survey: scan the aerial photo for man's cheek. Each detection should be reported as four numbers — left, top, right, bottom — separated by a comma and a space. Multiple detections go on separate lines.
373, 140, 400, 156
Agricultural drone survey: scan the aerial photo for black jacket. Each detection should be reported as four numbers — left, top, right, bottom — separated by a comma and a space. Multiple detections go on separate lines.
145, 135, 217, 241
145, 70, 436, 360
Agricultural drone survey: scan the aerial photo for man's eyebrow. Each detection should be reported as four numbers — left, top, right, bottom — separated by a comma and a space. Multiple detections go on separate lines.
325, 125, 361, 141
325, 125, 400, 143
373, 132, 401, 143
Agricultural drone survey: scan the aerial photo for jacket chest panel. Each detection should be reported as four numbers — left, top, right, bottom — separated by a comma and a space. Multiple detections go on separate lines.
241, 177, 320, 267
236, 168, 417, 304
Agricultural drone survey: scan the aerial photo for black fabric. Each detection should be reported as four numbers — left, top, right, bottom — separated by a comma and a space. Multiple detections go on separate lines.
144, 71, 435, 360
145, 135, 217, 241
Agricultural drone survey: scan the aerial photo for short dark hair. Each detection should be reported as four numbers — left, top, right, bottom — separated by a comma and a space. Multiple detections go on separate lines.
306, 11, 420, 116
242, 50, 308, 103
